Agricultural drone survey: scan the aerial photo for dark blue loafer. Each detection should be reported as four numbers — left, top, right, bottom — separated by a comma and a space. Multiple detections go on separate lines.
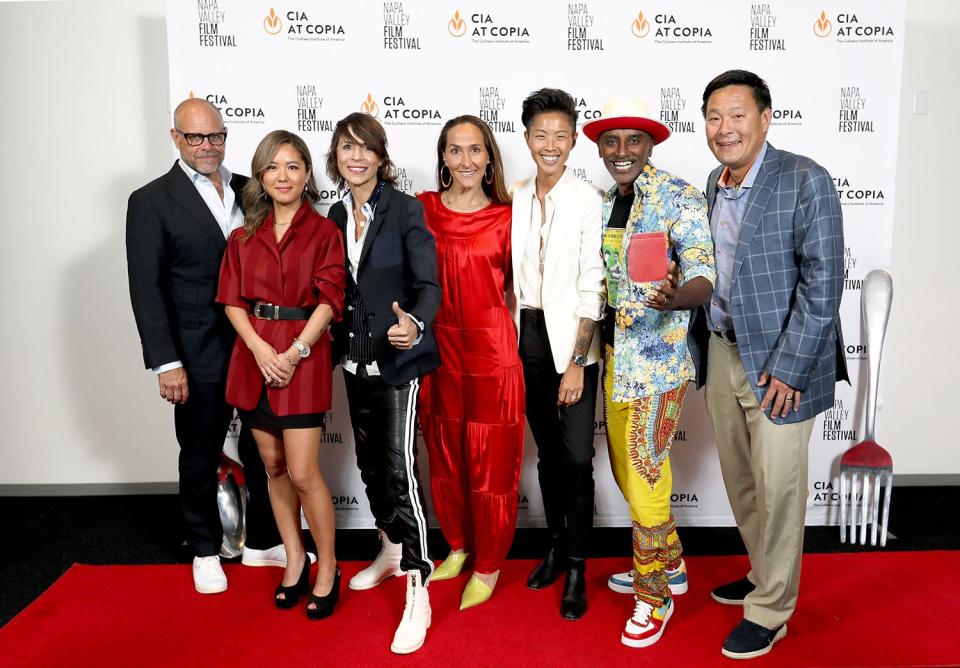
721, 619, 787, 659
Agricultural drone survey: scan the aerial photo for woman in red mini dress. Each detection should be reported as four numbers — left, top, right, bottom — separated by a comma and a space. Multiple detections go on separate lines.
217, 130, 345, 619
417, 116, 524, 609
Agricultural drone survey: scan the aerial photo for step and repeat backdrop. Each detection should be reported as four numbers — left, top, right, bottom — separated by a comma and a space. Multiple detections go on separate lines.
167, 0, 904, 527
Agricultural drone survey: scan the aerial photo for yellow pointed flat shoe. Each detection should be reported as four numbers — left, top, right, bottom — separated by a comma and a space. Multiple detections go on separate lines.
460, 574, 494, 610
432, 551, 469, 581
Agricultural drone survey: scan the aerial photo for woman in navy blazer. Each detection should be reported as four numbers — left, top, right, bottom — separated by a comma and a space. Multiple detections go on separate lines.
325, 113, 440, 655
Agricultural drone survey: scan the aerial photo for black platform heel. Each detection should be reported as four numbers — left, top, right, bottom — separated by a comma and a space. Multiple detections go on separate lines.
306, 566, 341, 620
274, 553, 310, 609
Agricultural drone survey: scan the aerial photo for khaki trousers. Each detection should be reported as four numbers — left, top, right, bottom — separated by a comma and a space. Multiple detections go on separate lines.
705, 335, 814, 629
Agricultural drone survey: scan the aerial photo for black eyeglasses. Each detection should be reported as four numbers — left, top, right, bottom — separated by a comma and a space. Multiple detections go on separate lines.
176, 130, 227, 146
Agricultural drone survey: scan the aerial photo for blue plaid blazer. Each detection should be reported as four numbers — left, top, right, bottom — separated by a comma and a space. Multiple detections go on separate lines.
689, 143, 849, 424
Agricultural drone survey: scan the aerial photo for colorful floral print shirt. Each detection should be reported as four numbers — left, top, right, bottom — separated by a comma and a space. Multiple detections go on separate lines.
601, 163, 715, 401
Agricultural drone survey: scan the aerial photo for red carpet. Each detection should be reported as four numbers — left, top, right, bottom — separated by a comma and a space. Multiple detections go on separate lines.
2, 552, 959, 667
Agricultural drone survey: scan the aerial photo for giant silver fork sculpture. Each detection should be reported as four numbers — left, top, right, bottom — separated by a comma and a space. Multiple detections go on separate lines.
839, 269, 894, 546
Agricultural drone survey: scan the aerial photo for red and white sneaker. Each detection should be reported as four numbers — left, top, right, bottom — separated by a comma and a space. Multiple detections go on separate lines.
621, 597, 673, 648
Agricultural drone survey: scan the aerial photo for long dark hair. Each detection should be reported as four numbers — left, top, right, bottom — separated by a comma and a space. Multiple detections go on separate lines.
325, 112, 398, 190
241, 130, 319, 241
435, 115, 511, 206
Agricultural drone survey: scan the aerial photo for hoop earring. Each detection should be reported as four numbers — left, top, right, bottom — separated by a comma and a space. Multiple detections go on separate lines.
484, 162, 494, 185
259, 187, 269, 201
440, 164, 453, 189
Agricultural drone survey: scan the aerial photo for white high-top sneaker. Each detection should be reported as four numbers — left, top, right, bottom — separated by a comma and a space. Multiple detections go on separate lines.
391, 571, 431, 654
348, 530, 403, 590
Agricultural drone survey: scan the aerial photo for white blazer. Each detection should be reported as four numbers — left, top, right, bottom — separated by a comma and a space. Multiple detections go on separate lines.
510, 168, 605, 373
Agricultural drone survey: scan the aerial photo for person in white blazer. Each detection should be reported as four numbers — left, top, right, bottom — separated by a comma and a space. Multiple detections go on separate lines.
510, 88, 605, 620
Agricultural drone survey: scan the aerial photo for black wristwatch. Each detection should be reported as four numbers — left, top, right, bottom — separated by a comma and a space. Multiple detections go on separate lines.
570, 353, 588, 368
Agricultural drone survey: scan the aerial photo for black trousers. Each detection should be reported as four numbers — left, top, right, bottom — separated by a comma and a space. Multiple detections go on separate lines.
173, 380, 280, 556
174, 380, 233, 557
237, 424, 282, 550
519, 309, 599, 559
343, 366, 433, 582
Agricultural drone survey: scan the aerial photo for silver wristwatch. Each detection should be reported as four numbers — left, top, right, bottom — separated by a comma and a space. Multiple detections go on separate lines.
570, 353, 588, 368
292, 338, 311, 359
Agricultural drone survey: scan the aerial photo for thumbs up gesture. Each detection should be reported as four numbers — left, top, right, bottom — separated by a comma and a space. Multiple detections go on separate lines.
387, 301, 418, 350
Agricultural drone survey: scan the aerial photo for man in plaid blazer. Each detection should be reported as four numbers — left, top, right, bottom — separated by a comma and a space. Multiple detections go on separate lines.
688, 70, 848, 660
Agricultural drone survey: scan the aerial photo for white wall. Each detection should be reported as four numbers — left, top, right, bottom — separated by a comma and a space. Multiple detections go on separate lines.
0, 0, 172, 485
0, 0, 955, 487
883, 2, 960, 475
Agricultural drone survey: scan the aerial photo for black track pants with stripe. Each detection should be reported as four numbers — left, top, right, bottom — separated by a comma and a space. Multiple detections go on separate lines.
344, 366, 434, 582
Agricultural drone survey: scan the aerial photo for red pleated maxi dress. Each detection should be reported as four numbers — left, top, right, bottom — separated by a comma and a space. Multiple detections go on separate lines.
417, 191, 525, 574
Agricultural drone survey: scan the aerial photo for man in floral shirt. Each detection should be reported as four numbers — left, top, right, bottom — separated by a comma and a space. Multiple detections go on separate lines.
584, 98, 715, 649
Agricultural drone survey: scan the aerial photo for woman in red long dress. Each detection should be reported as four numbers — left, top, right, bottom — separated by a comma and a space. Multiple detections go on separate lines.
217, 130, 345, 619
417, 115, 524, 609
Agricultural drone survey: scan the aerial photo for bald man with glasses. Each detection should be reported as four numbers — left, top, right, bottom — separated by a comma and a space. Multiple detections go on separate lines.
126, 98, 287, 594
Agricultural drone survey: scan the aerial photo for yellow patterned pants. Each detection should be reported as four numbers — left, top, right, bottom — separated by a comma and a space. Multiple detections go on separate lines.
603, 347, 686, 607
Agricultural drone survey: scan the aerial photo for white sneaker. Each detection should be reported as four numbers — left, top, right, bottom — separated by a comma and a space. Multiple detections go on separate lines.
608, 559, 688, 596
608, 569, 635, 594
621, 597, 673, 648
241, 544, 317, 568
390, 571, 431, 654
349, 530, 403, 590
193, 556, 227, 594
665, 560, 688, 595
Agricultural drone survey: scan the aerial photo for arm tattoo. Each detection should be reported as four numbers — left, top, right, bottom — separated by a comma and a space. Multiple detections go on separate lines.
573, 317, 597, 357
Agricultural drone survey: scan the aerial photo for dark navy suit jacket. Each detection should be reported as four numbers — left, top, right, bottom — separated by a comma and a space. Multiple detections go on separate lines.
328, 184, 441, 386
126, 162, 246, 384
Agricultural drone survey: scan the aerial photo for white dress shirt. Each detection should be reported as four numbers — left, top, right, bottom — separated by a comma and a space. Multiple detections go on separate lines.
178, 159, 245, 239
518, 188, 555, 310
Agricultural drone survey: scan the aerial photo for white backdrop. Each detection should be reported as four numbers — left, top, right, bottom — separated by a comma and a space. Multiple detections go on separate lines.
166, 0, 905, 528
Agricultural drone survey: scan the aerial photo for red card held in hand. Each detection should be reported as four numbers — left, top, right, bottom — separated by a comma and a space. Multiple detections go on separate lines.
627, 232, 668, 283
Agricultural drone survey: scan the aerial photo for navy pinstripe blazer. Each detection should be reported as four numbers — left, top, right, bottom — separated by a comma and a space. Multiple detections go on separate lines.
689, 143, 849, 424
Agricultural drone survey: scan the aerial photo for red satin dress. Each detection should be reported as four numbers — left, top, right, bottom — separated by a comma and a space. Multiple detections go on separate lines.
416, 191, 525, 574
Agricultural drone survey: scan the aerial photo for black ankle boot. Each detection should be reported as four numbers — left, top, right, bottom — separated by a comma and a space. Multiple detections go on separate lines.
560, 557, 587, 620
527, 541, 567, 590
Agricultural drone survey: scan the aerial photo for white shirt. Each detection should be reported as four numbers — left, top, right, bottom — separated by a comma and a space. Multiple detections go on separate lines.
177, 159, 245, 239
518, 188, 557, 310
154, 160, 245, 375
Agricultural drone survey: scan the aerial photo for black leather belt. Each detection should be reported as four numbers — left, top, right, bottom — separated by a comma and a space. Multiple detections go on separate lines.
252, 302, 315, 320
713, 329, 737, 344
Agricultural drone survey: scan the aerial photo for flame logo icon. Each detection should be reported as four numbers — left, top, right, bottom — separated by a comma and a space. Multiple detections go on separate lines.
188, 90, 195, 99
361, 93, 379, 117
448, 10, 467, 37
264, 8, 282, 35
631, 10, 650, 38
813, 10, 832, 37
